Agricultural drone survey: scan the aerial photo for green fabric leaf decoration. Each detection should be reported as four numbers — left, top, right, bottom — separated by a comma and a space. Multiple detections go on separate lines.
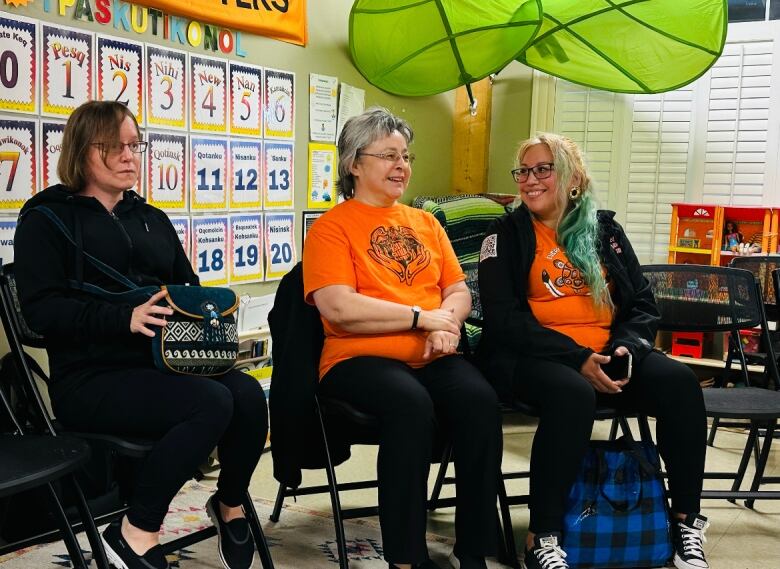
518, 0, 727, 93
350, 0, 543, 96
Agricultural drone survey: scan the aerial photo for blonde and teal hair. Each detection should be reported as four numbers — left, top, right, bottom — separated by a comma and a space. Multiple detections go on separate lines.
516, 133, 612, 308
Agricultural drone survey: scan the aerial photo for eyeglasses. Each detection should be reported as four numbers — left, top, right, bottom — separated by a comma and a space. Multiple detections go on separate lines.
511, 162, 554, 183
91, 141, 148, 155
358, 151, 416, 165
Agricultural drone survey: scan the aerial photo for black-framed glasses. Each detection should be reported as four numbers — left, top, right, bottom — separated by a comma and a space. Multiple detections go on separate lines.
511, 162, 554, 183
91, 141, 148, 155
357, 151, 415, 165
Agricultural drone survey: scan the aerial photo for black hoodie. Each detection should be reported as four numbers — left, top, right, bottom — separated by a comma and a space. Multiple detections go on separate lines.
14, 185, 198, 404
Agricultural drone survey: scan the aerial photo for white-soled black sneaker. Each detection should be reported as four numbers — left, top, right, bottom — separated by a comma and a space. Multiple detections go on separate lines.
522, 533, 569, 569
672, 513, 710, 569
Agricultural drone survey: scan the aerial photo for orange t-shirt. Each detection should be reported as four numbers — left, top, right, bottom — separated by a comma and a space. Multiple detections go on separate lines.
303, 199, 465, 379
527, 219, 613, 353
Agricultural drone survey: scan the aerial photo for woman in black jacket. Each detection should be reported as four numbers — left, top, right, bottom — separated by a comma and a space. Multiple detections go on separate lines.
14, 101, 266, 569
478, 133, 709, 569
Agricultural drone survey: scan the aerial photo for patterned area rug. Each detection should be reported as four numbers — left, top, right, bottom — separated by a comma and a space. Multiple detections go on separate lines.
0, 482, 507, 568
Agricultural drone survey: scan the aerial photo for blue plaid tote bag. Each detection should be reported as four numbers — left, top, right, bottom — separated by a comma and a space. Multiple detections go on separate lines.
563, 437, 672, 568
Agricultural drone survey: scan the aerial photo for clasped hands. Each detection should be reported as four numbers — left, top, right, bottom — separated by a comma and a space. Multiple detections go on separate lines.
418, 307, 461, 359
580, 345, 630, 394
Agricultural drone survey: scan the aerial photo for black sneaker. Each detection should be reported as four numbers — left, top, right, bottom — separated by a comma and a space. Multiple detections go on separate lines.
672, 513, 710, 569
205, 494, 255, 569
448, 548, 488, 569
522, 533, 569, 569
100, 521, 169, 569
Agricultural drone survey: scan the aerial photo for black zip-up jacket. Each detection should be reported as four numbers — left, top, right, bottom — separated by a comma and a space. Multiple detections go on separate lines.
477, 206, 659, 403
14, 185, 197, 403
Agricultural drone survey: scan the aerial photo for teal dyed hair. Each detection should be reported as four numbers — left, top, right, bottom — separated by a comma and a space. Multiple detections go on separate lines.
516, 133, 612, 308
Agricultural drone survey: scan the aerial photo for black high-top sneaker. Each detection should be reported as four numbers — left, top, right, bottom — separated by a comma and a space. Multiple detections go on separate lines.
672, 513, 710, 569
522, 533, 569, 569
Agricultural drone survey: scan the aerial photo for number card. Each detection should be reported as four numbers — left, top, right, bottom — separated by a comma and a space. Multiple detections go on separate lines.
0, 14, 37, 114
97, 36, 144, 123
263, 68, 294, 139
190, 136, 228, 211
146, 45, 186, 130
167, 214, 191, 260
192, 215, 229, 286
263, 141, 293, 209
307, 143, 336, 209
229, 213, 263, 284
0, 217, 15, 266
230, 140, 262, 209
146, 131, 187, 211
229, 62, 262, 136
42, 24, 93, 117
190, 55, 227, 133
41, 120, 65, 188
0, 117, 36, 210
264, 211, 296, 280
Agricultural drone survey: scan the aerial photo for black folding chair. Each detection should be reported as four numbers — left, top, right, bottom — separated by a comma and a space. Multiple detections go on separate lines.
0, 263, 275, 567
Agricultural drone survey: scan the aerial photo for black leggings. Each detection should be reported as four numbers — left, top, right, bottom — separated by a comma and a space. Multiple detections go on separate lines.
514, 350, 706, 534
320, 355, 502, 565
54, 368, 268, 532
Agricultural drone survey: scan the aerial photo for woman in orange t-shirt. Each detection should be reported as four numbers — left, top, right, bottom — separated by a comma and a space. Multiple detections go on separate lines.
303, 107, 501, 569
478, 133, 709, 569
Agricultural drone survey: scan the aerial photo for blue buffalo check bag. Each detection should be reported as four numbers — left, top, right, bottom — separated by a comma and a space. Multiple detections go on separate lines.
563, 436, 672, 569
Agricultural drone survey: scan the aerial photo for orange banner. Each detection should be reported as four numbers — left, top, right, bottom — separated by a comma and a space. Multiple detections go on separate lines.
133, 0, 307, 46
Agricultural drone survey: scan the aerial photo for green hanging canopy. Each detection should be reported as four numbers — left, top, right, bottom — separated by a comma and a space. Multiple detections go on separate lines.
518, 0, 727, 93
349, 0, 543, 97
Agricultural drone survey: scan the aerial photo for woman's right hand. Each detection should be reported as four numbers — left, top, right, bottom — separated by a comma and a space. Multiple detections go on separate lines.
580, 352, 625, 394
418, 307, 461, 335
130, 289, 174, 337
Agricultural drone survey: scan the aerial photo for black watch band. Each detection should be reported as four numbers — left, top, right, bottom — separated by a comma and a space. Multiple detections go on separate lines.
411, 305, 421, 330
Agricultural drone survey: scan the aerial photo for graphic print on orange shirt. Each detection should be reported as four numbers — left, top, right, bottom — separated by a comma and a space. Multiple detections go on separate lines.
541, 259, 590, 299
367, 225, 431, 286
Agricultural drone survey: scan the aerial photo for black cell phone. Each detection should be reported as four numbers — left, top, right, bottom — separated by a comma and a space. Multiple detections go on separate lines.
601, 353, 632, 380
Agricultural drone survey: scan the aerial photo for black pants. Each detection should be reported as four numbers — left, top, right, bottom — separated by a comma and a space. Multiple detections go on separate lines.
514, 350, 706, 534
321, 355, 502, 565
54, 368, 268, 532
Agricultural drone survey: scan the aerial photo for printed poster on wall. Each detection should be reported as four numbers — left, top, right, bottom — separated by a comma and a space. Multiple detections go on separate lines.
191, 215, 228, 286
309, 73, 337, 143
190, 55, 227, 133
146, 131, 187, 211
42, 24, 93, 117
97, 36, 144, 123
41, 120, 65, 189
167, 214, 191, 260
229, 62, 263, 137
0, 218, 16, 266
190, 136, 228, 211
0, 14, 37, 114
229, 213, 263, 284
0, 117, 36, 210
229, 140, 262, 210
307, 143, 336, 209
263, 141, 293, 209
146, 45, 186, 130
263, 211, 296, 281
263, 68, 294, 139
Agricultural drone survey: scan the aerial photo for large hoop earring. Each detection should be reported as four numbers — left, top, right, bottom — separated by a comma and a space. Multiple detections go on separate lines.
568, 186, 581, 200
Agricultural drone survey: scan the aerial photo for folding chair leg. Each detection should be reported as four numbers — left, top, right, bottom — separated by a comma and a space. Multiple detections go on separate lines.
428, 443, 453, 511
608, 417, 619, 441
68, 475, 110, 569
729, 423, 760, 503
270, 483, 286, 523
46, 482, 89, 569
496, 476, 520, 569
707, 418, 719, 447
638, 415, 653, 444
243, 492, 275, 569
745, 421, 776, 509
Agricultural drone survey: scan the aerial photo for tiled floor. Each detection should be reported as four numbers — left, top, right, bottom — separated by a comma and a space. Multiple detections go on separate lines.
249, 414, 780, 568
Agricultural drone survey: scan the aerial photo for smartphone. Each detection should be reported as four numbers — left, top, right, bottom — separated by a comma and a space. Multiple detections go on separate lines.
601, 353, 633, 381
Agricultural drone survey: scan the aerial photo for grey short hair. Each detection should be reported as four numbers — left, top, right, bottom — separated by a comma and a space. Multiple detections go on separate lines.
336, 106, 414, 199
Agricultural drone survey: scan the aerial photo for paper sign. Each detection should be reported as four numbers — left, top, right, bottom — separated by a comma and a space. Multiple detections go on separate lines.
192, 215, 229, 286
230, 139, 262, 209
0, 117, 36, 210
97, 36, 144, 123
146, 131, 187, 211
336, 83, 365, 142
167, 214, 191, 260
41, 120, 65, 189
230, 62, 263, 136
229, 213, 263, 284
307, 143, 336, 209
302, 210, 323, 250
0, 217, 16, 266
42, 24, 93, 117
190, 55, 227, 133
0, 14, 37, 114
263, 141, 293, 209
190, 137, 229, 211
263, 68, 294, 139
309, 74, 337, 143
146, 45, 186, 130
263, 211, 296, 280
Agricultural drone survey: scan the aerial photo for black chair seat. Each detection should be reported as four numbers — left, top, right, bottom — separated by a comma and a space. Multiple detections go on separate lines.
512, 400, 628, 421
0, 434, 90, 497
64, 431, 155, 459
703, 388, 780, 420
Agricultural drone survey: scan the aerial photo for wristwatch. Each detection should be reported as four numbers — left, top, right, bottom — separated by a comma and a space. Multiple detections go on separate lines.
411, 305, 422, 330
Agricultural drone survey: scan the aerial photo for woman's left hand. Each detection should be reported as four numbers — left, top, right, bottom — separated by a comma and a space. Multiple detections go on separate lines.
423, 330, 460, 359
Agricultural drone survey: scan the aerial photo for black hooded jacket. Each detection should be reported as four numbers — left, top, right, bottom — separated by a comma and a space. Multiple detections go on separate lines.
477, 206, 660, 403
13, 185, 197, 403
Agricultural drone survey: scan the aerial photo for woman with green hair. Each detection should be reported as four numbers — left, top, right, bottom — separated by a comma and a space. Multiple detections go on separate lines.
477, 133, 710, 569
